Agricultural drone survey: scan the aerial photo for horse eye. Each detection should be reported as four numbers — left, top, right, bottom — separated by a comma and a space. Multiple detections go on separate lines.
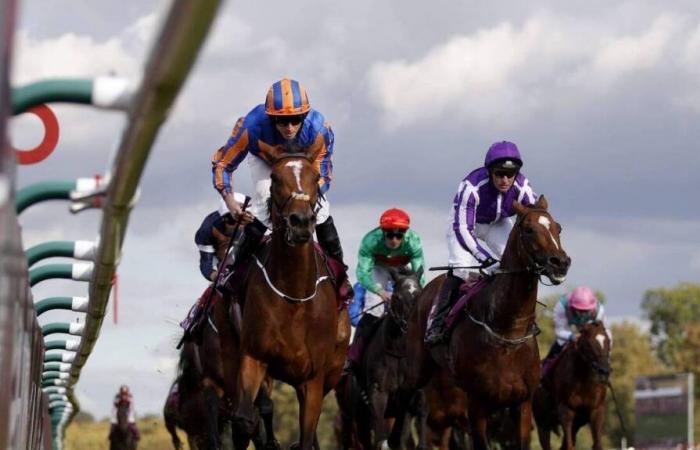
556, 223, 562, 233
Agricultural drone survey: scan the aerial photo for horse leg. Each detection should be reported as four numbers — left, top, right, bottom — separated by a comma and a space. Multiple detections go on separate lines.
535, 420, 551, 450
294, 376, 325, 450
409, 390, 429, 450
466, 402, 490, 450
517, 401, 533, 450
255, 388, 281, 450
589, 406, 604, 450
556, 405, 575, 450
232, 354, 267, 443
369, 384, 389, 447
203, 385, 223, 450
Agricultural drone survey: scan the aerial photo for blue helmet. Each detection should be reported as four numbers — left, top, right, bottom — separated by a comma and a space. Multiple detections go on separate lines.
264, 78, 311, 116
484, 141, 523, 171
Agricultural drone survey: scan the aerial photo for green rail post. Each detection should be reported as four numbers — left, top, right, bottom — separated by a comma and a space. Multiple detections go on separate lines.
26, 240, 97, 267
43, 352, 76, 363
29, 262, 93, 286
36, 296, 88, 315
41, 322, 85, 337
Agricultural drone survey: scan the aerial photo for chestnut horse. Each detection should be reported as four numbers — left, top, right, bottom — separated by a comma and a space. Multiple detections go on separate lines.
402, 196, 570, 450
228, 151, 350, 449
424, 370, 469, 450
533, 320, 611, 450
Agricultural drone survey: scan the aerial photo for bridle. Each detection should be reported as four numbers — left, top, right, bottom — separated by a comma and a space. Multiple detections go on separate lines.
574, 329, 612, 381
269, 154, 321, 245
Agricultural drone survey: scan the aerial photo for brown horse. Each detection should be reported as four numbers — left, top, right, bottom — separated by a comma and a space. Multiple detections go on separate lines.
424, 370, 469, 450
110, 398, 137, 450
403, 196, 570, 450
533, 321, 611, 450
225, 151, 350, 450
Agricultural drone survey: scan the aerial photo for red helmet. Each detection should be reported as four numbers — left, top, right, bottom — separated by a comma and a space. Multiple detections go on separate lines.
379, 208, 410, 230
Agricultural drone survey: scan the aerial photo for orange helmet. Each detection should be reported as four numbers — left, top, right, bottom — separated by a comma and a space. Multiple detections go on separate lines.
379, 208, 410, 230
265, 78, 311, 116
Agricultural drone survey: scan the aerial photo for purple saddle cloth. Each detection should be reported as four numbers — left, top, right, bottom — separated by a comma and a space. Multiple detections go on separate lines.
444, 278, 488, 330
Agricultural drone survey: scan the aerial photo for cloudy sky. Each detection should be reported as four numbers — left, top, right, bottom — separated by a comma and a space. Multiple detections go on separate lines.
10, 0, 700, 418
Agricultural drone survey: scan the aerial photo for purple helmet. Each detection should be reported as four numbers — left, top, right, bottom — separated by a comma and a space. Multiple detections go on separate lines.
484, 141, 523, 170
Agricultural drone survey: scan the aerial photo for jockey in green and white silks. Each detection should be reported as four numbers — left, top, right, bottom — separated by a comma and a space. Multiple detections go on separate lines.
356, 208, 426, 319
345, 208, 425, 372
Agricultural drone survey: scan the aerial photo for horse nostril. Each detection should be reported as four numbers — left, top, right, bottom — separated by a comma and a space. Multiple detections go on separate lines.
548, 256, 562, 267
288, 213, 308, 228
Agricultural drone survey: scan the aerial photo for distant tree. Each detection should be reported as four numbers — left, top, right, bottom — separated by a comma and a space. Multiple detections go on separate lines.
73, 410, 95, 423
641, 283, 700, 368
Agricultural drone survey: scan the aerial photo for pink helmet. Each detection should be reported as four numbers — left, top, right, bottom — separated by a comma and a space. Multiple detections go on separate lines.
568, 286, 598, 310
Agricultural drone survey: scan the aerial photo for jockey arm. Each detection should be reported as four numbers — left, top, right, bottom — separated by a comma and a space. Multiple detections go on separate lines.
356, 234, 381, 294
348, 283, 366, 327
553, 300, 574, 345
212, 116, 250, 202
453, 180, 497, 263
195, 212, 219, 281
311, 120, 334, 194
406, 230, 427, 286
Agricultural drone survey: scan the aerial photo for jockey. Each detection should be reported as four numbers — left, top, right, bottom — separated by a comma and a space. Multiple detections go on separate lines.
211, 78, 348, 280
425, 141, 538, 346
109, 385, 140, 441
345, 208, 425, 372
195, 194, 247, 282
542, 286, 612, 372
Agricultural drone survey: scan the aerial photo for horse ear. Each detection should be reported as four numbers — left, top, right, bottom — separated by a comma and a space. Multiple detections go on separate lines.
387, 266, 401, 284
303, 135, 324, 161
512, 200, 528, 216
535, 195, 548, 210
258, 141, 285, 164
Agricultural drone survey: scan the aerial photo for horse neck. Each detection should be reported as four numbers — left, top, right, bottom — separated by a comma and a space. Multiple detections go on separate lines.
267, 232, 318, 298
485, 230, 539, 328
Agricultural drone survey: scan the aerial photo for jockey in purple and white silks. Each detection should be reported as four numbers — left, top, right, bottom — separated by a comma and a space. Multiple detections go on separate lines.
425, 141, 538, 346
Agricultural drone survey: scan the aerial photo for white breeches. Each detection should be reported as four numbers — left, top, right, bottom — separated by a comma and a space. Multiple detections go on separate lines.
248, 156, 330, 229
446, 215, 515, 280
363, 265, 393, 318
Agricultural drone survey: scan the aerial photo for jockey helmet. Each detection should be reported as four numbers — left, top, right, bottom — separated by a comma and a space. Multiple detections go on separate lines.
380, 208, 410, 230
484, 141, 523, 171
265, 78, 311, 116
568, 286, 598, 311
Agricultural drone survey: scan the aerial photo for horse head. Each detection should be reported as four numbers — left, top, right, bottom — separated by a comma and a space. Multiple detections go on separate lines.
269, 149, 320, 245
386, 266, 424, 332
509, 196, 571, 285
575, 320, 612, 381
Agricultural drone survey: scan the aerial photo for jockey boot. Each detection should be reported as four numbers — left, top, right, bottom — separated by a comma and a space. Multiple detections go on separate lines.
316, 216, 354, 298
345, 314, 380, 374
424, 274, 463, 346
541, 341, 565, 380
315, 216, 346, 265
227, 218, 267, 274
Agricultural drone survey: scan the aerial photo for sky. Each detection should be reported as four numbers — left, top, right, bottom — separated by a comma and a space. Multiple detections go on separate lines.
9, 0, 700, 418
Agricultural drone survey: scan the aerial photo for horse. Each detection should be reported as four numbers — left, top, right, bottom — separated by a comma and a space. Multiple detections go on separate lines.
110, 397, 137, 450
423, 370, 469, 450
219, 150, 350, 450
533, 320, 611, 450
336, 267, 425, 450
401, 196, 570, 450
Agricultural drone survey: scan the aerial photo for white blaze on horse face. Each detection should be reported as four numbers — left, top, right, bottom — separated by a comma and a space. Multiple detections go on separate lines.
285, 160, 303, 191
537, 215, 559, 249
405, 279, 419, 295
595, 333, 606, 349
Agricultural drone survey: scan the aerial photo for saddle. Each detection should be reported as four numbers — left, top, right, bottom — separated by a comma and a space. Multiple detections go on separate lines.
427, 277, 489, 336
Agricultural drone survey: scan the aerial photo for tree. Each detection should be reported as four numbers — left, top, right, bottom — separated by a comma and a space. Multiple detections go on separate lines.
642, 283, 700, 368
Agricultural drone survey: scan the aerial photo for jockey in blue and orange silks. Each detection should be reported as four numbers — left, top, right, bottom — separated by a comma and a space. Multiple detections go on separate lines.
425, 141, 538, 345
211, 78, 348, 276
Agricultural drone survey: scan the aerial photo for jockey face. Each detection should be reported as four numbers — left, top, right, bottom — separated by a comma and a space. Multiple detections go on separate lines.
272, 114, 304, 140
572, 308, 595, 324
383, 229, 405, 250
490, 169, 517, 193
